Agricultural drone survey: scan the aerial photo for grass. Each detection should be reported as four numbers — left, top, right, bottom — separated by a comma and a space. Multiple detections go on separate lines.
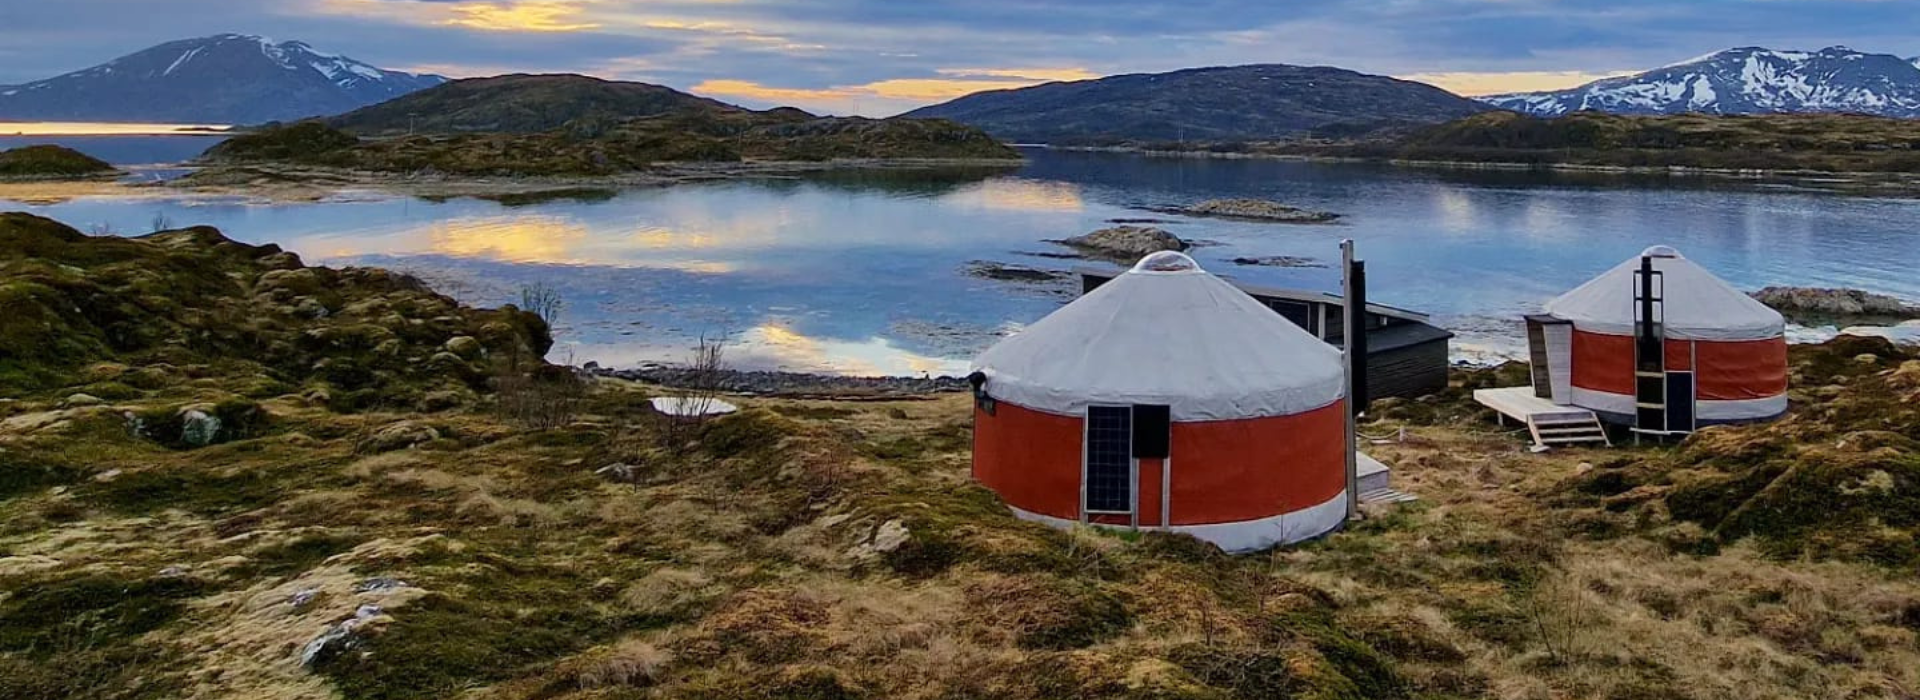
3, 217, 1918, 698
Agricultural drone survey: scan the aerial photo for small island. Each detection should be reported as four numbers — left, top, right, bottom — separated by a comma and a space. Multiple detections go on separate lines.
1154, 198, 1341, 224
0, 144, 118, 181
1051, 225, 1190, 260
1753, 286, 1920, 326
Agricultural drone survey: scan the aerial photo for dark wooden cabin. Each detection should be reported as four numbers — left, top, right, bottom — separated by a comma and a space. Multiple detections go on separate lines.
1078, 269, 1454, 402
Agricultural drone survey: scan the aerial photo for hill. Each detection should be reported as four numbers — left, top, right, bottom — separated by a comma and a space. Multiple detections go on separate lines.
204, 112, 1018, 176
1233, 111, 1920, 174
901, 64, 1493, 143
0, 34, 444, 124
3, 210, 1918, 700
325, 74, 740, 135
0, 145, 116, 179
1484, 46, 1920, 118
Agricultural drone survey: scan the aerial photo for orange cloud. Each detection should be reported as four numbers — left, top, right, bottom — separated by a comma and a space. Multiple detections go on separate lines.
310, 0, 598, 33
1398, 70, 1639, 96
935, 67, 1100, 82
444, 1, 599, 32
692, 67, 1103, 114
692, 79, 855, 104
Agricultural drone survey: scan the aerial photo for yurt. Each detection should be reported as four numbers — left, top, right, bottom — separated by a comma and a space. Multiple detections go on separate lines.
968, 252, 1349, 553
1529, 245, 1787, 432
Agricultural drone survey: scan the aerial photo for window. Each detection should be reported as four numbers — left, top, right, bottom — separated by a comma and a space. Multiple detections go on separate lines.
1084, 406, 1133, 513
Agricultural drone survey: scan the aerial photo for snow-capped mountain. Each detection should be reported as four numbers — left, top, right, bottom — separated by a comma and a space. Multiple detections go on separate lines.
1483, 46, 1920, 118
0, 34, 446, 124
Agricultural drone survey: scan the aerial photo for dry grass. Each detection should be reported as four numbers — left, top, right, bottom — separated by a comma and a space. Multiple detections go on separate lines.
4, 347, 1918, 700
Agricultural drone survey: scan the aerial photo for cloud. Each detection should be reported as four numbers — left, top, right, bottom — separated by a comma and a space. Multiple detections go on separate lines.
4, 0, 1920, 115
310, 0, 599, 32
690, 70, 1095, 114
1399, 70, 1642, 96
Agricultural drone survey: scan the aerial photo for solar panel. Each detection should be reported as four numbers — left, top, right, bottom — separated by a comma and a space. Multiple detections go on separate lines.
1084, 406, 1132, 513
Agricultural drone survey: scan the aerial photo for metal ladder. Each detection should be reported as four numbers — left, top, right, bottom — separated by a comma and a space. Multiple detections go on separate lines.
1631, 259, 1672, 440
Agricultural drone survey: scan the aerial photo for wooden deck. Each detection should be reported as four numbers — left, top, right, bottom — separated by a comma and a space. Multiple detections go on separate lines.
1472, 387, 1611, 449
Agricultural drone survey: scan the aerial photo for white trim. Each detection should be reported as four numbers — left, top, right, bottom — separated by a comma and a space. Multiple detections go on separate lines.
1545, 323, 1573, 405
1571, 387, 1786, 422
1007, 490, 1348, 554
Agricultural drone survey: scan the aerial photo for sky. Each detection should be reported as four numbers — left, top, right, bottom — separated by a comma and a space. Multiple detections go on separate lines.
1, 0, 1916, 116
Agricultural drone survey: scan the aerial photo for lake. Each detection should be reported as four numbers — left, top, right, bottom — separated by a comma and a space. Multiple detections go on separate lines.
4, 143, 1918, 375
0, 123, 231, 167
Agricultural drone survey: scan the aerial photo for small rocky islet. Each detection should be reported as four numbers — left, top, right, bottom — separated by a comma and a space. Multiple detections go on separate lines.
1157, 198, 1342, 224
1052, 224, 1190, 260
0, 144, 118, 180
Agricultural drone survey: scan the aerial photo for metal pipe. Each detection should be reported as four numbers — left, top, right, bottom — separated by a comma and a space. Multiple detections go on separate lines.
1342, 240, 1360, 521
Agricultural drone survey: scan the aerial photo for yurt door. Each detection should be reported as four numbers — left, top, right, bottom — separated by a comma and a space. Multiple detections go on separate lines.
1082, 406, 1135, 519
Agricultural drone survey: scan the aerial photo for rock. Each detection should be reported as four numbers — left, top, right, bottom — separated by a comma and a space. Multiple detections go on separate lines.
289, 588, 320, 608
301, 604, 384, 668
1179, 198, 1340, 223
92, 468, 123, 483
1842, 320, 1920, 347
292, 297, 330, 319
962, 261, 1072, 284
180, 409, 223, 447
1753, 286, 1920, 321
427, 352, 469, 371
445, 336, 483, 359
1056, 225, 1189, 259
365, 421, 440, 453
355, 577, 411, 593
61, 393, 105, 408
847, 519, 912, 560
595, 462, 639, 483
1230, 256, 1328, 268
1855, 354, 1881, 365
869, 520, 911, 553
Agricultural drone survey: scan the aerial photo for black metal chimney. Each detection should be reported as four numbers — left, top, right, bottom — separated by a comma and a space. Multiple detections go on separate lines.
1347, 260, 1369, 417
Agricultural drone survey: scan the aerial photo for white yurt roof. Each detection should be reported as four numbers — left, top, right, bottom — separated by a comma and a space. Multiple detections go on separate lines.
1544, 246, 1784, 341
972, 252, 1345, 421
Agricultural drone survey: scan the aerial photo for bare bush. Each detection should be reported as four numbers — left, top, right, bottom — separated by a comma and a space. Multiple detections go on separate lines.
519, 282, 566, 326
150, 212, 174, 233
659, 334, 730, 449
683, 333, 727, 419
497, 362, 586, 429
1525, 568, 1602, 665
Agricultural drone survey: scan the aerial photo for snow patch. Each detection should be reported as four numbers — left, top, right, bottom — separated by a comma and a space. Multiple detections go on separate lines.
163, 47, 203, 77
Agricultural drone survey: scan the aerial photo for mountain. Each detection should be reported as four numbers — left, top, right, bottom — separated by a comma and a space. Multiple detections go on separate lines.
1484, 46, 1920, 118
900, 64, 1493, 143
325, 74, 740, 135
0, 34, 445, 124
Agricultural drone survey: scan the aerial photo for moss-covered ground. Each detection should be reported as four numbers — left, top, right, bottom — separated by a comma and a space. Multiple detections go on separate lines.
4, 214, 1920, 699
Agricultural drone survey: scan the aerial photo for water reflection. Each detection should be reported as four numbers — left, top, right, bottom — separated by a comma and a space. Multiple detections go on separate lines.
947, 178, 1086, 212
4, 150, 1919, 375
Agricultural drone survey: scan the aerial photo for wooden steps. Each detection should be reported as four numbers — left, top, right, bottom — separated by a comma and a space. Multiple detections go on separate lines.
1359, 487, 1418, 504
1528, 413, 1610, 448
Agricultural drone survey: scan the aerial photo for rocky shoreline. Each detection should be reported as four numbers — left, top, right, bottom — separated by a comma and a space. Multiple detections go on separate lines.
590, 363, 970, 397
137, 158, 1026, 203
1753, 286, 1920, 326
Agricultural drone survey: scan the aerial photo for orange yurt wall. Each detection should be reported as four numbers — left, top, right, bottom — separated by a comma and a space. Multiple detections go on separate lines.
1166, 400, 1346, 526
972, 401, 1083, 520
